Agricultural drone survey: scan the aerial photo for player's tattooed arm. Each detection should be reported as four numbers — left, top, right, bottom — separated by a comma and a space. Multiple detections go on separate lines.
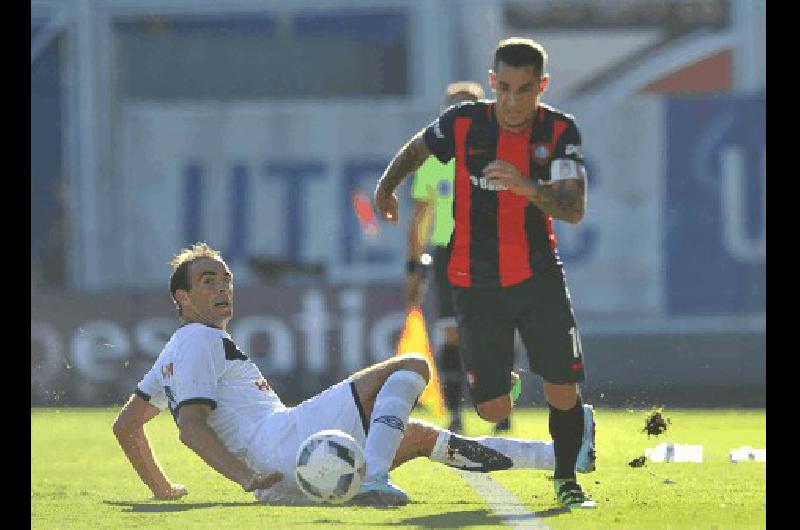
483, 160, 586, 223
527, 178, 586, 224
374, 130, 432, 225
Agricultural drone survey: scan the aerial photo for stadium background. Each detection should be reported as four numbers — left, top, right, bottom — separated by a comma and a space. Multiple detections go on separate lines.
31, 0, 765, 409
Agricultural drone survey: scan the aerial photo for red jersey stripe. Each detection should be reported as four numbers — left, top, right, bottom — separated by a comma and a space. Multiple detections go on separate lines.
448, 117, 473, 287
496, 127, 533, 287
552, 119, 569, 147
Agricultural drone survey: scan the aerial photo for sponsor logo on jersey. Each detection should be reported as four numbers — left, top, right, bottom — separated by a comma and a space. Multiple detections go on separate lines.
565, 144, 582, 157
469, 174, 508, 191
468, 147, 487, 155
161, 362, 174, 378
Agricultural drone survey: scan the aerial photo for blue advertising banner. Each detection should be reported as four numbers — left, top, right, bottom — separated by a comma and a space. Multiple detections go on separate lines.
666, 96, 765, 315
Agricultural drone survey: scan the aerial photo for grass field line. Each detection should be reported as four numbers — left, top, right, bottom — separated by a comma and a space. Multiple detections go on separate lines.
457, 470, 550, 530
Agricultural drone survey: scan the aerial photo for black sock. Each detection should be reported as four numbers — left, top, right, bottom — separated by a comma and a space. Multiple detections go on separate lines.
549, 395, 583, 480
440, 344, 463, 420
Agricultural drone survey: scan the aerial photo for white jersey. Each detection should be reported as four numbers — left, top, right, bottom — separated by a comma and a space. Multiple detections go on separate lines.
136, 323, 286, 458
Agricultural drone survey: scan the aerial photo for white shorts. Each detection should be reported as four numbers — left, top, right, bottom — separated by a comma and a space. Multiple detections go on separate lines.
245, 378, 368, 505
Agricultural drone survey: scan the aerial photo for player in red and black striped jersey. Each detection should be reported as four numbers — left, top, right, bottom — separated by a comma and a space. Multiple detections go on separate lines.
423, 98, 583, 288
374, 38, 596, 509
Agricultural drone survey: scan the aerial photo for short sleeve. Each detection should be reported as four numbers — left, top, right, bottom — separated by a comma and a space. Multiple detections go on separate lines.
549, 117, 587, 182
171, 330, 224, 414
552, 117, 584, 164
136, 364, 168, 411
422, 104, 460, 164
411, 157, 439, 201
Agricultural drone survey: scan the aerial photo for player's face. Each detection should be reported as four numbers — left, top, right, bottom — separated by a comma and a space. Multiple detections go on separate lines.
180, 258, 234, 329
489, 62, 548, 131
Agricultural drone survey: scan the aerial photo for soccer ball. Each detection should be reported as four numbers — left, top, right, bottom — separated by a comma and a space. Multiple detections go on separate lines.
295, 429, 366, 504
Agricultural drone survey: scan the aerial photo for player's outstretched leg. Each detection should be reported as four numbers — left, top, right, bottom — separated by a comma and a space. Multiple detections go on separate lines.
430, 430, 552, 471
390, 403, 595, 475
349, 354, 430, 507
391, 417, 564, 473
422, 404, 592, 474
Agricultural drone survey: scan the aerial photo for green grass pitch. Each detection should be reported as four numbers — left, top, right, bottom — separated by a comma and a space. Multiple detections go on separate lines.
31, 407, 765, 529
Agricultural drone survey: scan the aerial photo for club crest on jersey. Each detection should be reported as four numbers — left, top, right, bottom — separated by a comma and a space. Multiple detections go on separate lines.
466, 371, 477, 389
436, 179, 453, 198
530, 143, 552, 166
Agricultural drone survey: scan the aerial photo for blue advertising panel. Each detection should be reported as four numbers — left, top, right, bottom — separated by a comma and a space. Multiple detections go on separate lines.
666, 96, 765, 315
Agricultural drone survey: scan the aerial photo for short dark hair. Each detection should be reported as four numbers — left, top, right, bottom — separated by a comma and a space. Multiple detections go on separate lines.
168, 242, 223, 314
493, 38, 547, 75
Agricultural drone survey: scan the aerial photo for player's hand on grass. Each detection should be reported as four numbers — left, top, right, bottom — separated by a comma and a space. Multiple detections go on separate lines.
153, 483, 189, 500
483, 160, 534, 196
374, 187, 399, 224
241, 470, 284, 492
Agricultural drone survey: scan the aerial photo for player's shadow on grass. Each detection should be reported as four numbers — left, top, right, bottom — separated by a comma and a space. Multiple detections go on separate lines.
103, 500, 260, 513
394, 507, 569, 528
395, 509, 501, 528
398, 508, 569, 528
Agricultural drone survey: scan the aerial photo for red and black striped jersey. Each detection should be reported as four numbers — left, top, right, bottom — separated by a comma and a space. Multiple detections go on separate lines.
422, 100, 584, 288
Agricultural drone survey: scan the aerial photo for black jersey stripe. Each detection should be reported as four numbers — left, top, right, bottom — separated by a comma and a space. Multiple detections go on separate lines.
448, 116, 474, 287
496, 126, 533, 286
222, 338, 248, 361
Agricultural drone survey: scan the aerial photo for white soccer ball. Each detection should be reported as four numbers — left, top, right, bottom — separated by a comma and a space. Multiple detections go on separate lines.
295, 429, 366, 504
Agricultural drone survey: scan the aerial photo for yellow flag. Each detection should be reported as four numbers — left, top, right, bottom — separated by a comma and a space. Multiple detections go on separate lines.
395, 305, 447, 418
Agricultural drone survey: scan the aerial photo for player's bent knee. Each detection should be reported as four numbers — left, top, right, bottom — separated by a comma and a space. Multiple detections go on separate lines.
397, 353, 431, 382
548, 397, 576, 411
475, 399, 511, 423
543, 383, 578, 410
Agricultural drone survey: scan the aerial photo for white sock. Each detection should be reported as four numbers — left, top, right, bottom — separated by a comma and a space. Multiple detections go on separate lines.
364, 370, 428, 478
430, 431, 555, 471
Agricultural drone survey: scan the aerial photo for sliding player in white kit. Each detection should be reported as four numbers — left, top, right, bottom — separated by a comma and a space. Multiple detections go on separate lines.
112, 243, 595, 507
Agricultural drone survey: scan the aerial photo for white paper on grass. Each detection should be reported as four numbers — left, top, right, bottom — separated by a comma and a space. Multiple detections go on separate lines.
729, 446, 766, 463
645, 443, 703, 463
